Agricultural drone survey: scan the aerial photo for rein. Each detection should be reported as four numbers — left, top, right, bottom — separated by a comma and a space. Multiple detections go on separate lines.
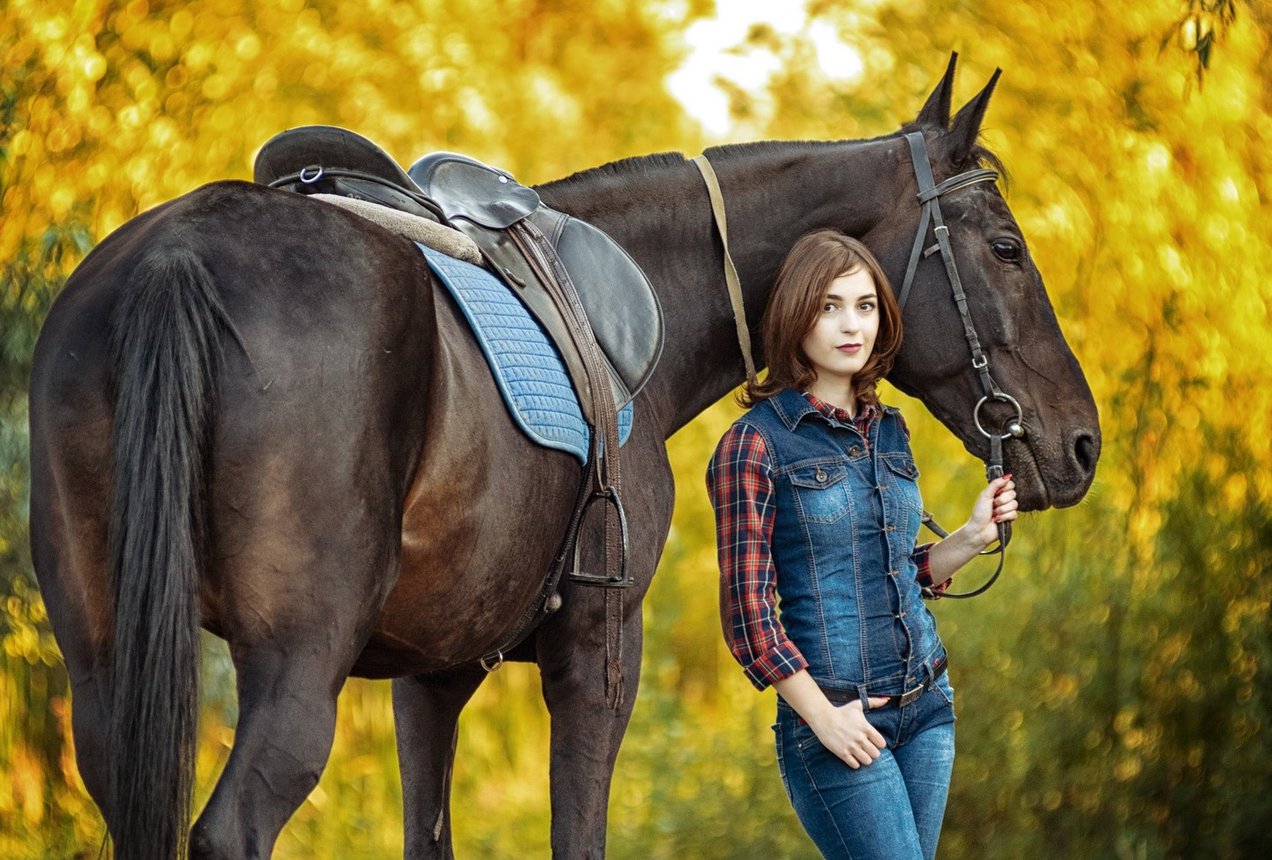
696, 134, 1027, 600
897, 131, 1023, 599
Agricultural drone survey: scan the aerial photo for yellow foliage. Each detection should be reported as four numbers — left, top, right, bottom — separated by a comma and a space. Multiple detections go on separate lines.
1, 0, 704, 265
3, 0, 1271, 856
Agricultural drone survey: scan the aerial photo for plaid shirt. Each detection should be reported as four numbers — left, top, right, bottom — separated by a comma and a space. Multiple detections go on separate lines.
707, 393, 945, 691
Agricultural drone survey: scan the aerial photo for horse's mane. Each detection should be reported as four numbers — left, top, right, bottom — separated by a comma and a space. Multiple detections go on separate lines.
539, 151, 691, 192
539, 130, 1008, 193
717, 133, 1011, 188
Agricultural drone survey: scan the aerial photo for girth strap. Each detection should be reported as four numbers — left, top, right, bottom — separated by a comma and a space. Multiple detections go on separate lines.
473, 215, 632, 704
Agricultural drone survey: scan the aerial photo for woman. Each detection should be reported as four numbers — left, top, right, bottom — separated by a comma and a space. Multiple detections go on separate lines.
706, 229, 1017, 859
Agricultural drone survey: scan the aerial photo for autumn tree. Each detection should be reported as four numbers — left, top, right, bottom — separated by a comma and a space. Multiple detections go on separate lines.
2, 0, 1270, 856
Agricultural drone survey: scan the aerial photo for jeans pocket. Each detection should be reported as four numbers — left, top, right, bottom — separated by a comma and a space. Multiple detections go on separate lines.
933, 674, 955, 711
794, 722, 825, 754
773, 722, 786, 776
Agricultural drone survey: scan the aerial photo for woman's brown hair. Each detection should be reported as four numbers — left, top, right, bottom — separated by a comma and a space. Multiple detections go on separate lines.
741, 229, 903, 408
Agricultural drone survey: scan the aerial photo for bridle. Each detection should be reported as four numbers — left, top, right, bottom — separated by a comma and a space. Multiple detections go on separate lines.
696, 132, 1028, 600
897, 130, 1025, 599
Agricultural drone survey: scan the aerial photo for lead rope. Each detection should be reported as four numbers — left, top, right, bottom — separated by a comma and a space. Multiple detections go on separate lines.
921, 434, 1009, 600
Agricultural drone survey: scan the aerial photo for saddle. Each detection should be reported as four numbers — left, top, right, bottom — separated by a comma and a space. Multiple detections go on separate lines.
253, 125, 446, 222
253, 126, 663, 418
255, 126, 660, 706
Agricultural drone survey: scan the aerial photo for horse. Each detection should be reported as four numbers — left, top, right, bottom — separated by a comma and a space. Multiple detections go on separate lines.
28, 56, 1099, 859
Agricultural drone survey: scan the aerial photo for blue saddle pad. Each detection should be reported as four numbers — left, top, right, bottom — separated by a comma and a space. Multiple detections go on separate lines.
420, 245, 633, 463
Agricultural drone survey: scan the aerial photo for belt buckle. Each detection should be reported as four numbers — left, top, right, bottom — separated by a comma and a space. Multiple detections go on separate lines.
898, 682, 926, 707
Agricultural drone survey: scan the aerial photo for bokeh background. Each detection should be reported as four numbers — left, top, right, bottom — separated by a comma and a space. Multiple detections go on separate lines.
2, 0, 1270, 857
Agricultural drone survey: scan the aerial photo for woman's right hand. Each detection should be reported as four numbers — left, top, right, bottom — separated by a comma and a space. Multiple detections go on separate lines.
807, 697, 890, 768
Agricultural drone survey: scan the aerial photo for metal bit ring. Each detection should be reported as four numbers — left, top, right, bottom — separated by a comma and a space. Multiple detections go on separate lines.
973, 392, 1025, 440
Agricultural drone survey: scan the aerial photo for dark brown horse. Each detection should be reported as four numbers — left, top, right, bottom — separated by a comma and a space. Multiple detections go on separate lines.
29, 58, 1098, 859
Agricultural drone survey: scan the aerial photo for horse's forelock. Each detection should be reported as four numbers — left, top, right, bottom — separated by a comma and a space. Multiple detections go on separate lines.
968, 143, 1009, 190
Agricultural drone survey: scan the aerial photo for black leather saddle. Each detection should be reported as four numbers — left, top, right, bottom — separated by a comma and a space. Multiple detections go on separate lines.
409, 152, 662, 412
410, 152, 540, 229
254, 125, 444, 221
253, 127, 663, 415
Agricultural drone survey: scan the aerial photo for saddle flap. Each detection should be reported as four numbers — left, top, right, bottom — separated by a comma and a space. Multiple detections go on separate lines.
541, 212, 664, 400
409, 152, 541, 229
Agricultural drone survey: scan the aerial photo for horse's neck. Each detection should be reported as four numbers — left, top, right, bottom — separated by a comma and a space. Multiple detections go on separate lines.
539, 137, 904, 436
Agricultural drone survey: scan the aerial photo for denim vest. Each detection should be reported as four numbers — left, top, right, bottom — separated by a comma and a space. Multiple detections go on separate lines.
740, 388, 946, 700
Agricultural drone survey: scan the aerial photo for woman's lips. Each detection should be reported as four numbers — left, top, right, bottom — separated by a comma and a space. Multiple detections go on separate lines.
837, 344, 862, 353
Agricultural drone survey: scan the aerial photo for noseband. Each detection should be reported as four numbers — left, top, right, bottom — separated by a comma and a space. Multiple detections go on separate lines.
899, 131, 1023, 599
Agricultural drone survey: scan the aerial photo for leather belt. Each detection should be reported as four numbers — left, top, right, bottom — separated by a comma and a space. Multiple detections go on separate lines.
820, 655, 949, 710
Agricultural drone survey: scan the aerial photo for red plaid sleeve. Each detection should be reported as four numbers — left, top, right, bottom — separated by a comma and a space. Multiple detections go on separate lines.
706, 422, 809, 690
912, 542, 951, 595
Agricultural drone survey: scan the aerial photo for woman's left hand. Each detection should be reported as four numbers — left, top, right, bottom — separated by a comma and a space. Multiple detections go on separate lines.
966, 475, 1018, 549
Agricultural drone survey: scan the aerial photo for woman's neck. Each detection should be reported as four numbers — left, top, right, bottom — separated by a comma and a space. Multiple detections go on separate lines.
806, 379, 858, 417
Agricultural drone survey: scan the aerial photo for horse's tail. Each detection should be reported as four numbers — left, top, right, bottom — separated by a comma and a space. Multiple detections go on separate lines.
107, 245, 230, 859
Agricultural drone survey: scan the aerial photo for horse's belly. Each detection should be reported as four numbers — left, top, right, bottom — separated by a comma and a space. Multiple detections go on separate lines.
356, 414, 582, 677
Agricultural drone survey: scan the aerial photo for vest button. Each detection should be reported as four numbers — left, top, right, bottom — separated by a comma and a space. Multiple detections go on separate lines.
816, 469, 827, 483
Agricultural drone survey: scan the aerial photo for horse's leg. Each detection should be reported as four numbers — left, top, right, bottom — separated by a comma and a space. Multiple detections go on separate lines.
189, 526, 399, 860
188, 288, 425, 855
537, 590, 646, 859
531, 427, 673, 858
190, 647, 348, 858
28, 395, 116, 828
393, 665, 487, 859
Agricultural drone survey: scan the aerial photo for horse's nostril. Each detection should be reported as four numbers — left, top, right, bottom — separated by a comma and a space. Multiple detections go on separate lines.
1073, 432, 1099, 476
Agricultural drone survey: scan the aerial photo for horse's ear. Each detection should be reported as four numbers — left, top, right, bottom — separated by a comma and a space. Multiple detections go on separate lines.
916, 52, 959, 129
946, 67, 1001, 163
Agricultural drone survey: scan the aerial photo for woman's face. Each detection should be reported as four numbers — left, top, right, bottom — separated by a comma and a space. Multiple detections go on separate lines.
799, 267, 880, 391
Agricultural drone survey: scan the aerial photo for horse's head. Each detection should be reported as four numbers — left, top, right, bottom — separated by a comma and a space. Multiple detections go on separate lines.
863, 56, 1099, 510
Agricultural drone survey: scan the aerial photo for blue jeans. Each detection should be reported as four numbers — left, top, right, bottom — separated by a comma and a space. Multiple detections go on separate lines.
774, 674, 956, 859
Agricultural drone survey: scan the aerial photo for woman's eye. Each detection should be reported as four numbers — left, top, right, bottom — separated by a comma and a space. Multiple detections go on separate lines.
858, 302, 875, 312
991, 239, 1022, 263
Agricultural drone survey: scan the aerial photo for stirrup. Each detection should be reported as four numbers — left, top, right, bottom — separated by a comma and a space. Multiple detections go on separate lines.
567, 486, 633, 587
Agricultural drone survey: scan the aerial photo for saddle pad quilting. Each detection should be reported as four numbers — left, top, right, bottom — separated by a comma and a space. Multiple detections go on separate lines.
420, 245, 633, 463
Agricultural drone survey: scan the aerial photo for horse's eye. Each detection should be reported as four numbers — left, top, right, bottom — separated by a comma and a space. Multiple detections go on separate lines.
992, 239, 1022, 263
